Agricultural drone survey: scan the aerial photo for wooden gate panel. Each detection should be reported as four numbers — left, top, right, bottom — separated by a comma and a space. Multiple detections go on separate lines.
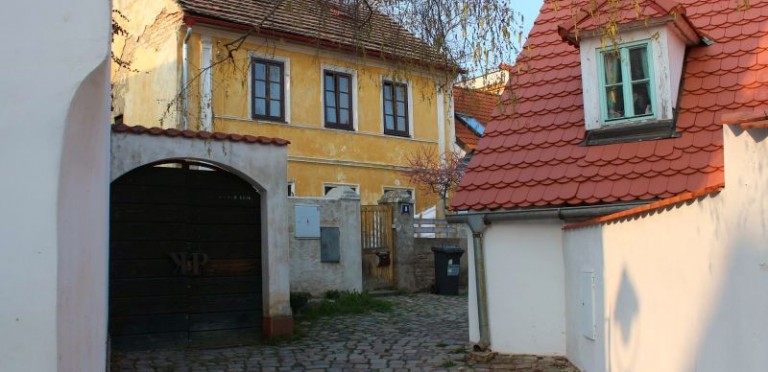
110, 164, 262, 350
360, 205, 394, 289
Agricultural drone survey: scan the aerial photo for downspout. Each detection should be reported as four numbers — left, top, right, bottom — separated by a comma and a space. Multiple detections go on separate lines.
181, 26, 193, 130
447, 200, 649, 352
466, 214, 490, 351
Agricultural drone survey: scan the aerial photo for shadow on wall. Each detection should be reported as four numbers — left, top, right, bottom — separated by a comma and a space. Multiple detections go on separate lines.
614, 267, 639, 345
685, 234, 768, 370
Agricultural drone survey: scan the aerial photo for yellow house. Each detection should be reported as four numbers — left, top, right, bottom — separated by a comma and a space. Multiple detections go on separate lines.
112, 0, 458, 211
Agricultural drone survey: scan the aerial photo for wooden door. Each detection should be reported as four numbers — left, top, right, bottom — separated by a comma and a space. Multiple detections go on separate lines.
360, 205, 394, 290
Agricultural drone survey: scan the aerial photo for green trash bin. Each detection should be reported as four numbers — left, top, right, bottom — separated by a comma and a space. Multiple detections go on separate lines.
432, 246, 464, 295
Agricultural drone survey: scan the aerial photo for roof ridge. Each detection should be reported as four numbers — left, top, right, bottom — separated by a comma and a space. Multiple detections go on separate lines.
112, 123, 290, 146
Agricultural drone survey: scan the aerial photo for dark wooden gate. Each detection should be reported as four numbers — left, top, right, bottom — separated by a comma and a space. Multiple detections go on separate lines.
109, 163, 262, 350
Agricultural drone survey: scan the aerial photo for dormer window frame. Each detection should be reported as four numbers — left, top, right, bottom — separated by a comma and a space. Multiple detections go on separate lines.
597, 39, 657, 125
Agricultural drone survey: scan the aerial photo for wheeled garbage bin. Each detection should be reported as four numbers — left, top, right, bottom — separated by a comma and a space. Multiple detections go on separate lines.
431, 246, 464, 295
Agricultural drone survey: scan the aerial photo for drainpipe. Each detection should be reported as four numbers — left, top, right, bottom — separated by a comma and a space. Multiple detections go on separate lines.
181, 25, 193, 130
447, 200, 649, 351
466, 214, 490, 351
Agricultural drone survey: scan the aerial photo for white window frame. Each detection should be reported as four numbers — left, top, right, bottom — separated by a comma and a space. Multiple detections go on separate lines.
248, 51, 291, 123
597, 40, 656, 124
380, 76, 414, 138
579, 25, 681, 131
321, 64, 358, 131
382, 186, 415, 204
287, 182, 296, 197
323, 183, 360, 195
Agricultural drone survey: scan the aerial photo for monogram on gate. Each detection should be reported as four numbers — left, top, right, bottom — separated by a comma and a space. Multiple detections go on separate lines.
168, 252, 209, 275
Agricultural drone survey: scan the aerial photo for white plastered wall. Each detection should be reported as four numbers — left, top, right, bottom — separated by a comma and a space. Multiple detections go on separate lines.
0, 0, 111, 370
564, 226, 607, 372
565, 124, 768, 372
475, 219, 567, 354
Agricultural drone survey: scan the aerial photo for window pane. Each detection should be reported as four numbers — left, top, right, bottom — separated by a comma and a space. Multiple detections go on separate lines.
254, 98, 266, 115
255, 80, 266, 98
339, 76, 349, 93
325, 74, 334, 90
385, 115, 394, 130
629, 47, 649, 81
269, 65, 281, 82
326, 107, 337, 123
325, 91, 336, 107
396, 85, 405, 101
383, 84, 392, 99
254, 63, 266, 79
340, 108, 349, 125
270, 82, 281, 97
270, 100, 281, 117
384, 101, 393, 115
605, 86, 624, 119
339, 93, 349, 109
396, 102, 405, 116
397, 116, 406, 132
603, 52, 622, 85
632, 82, 652, 115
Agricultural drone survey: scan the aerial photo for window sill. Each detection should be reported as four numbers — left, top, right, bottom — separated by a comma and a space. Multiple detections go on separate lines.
251, 115, 286, 124
582, 119, 679, 146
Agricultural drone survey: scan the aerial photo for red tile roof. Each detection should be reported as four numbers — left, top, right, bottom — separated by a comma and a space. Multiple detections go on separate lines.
453, 87, 500, 150
563, 183, 724, 230
452, 0, 768, 211
112, 123, 290, 146
179, 0, 453, 69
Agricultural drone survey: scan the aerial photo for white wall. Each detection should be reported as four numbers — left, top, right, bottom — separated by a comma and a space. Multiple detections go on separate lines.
566, 124, 768, 372
479, 220, 566, 354
0, 0, 110, 370
564, 226, 606, 372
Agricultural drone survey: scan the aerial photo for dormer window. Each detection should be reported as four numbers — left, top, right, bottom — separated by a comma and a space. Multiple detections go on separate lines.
599, 41, 655, 123
558, 1, 708, 145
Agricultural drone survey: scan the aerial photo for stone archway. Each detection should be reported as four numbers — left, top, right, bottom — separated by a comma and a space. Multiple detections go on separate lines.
110, 124, 294, 345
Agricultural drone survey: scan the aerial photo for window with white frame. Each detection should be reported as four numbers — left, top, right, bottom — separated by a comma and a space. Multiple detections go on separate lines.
251, 58, 285, 121
382, 80, 410, 137
288, 182, 296, 197
383, 187, 414, 202
324, 70, 354, 130
600, 42, 655, 123
323, 183, 359, 195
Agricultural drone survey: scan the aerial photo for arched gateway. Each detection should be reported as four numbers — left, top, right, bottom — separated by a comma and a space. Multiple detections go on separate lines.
109, 124, 293, 350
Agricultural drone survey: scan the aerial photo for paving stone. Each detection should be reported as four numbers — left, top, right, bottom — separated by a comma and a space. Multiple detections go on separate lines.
110, 294, 579, 371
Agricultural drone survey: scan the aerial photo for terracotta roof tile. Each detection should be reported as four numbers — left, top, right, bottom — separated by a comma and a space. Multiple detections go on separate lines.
111, 124, 290, 146
450, 0, 762, 211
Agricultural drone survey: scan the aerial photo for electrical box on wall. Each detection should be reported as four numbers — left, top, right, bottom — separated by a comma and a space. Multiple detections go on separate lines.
580, 271, 597, 340
295, 204, 320, 238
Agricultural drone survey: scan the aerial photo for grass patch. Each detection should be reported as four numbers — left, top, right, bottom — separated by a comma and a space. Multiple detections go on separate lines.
438, 360, 457, 368
449, 346, 466, 354
437, 342, 447, 348
299, 290, 393, 320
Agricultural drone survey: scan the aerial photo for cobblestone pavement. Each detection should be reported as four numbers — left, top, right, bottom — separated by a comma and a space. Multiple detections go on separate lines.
111, 293, 579, 371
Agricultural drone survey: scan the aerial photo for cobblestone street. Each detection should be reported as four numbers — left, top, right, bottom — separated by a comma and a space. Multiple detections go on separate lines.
111, 293, 579, 371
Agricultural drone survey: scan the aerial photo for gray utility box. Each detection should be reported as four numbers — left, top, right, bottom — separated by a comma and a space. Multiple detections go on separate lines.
432, 246, 464, 295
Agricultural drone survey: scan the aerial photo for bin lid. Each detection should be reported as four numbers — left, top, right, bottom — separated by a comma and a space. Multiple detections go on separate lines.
431, 246, 464, 254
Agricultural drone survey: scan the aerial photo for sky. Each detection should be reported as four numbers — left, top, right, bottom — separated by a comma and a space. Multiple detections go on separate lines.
518, 0, 544, 43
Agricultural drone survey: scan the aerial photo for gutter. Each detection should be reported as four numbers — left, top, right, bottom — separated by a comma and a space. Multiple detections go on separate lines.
446, 201, 648, 351
181, 25, 193, 130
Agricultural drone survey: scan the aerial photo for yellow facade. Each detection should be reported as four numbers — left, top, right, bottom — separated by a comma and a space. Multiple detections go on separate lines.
111, 4, 456, 212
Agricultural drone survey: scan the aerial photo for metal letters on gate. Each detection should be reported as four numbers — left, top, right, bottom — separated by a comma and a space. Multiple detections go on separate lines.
168, 252, 209, 276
